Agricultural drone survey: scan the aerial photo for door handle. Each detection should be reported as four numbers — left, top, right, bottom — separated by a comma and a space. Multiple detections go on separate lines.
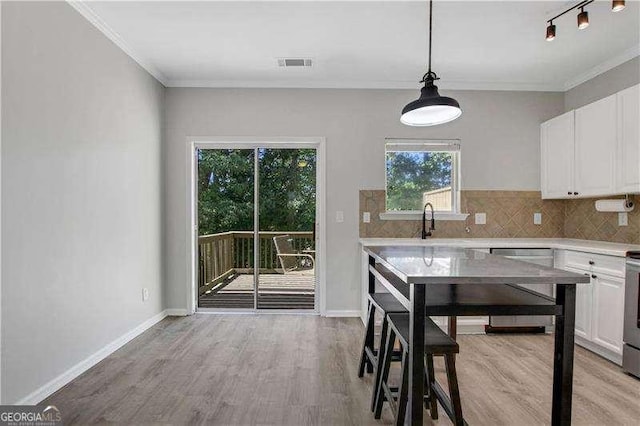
591, 274, 597, 279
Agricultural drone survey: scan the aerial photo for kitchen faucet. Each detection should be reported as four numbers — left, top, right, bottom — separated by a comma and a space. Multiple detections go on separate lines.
422, 202, 435, 239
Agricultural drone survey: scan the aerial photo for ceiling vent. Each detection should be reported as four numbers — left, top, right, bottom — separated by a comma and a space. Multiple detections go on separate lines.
277, 58, 313, 68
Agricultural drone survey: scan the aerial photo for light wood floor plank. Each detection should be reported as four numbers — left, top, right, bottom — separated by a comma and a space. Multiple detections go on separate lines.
43, 315, 639, 425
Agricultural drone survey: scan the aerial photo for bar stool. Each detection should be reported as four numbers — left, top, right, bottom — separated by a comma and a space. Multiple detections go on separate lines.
357, 293, 407, 409
374, 313, 464, 426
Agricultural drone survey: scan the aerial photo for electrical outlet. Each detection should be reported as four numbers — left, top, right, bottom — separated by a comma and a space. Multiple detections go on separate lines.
142, 288, 149, 301
362, 212, 371, 223
534, 212, 542, 225
336, 211, 344, 223
474, 213, 486, 225
619, 212, 628, 226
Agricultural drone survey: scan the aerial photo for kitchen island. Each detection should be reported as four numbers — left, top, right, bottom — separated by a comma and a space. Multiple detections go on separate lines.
363, 245, 590, 426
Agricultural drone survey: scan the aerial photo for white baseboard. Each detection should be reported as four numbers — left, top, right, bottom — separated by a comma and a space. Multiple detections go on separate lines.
165, 308, 190, 316
324, 310, 362, 317
15, 309, 169, 405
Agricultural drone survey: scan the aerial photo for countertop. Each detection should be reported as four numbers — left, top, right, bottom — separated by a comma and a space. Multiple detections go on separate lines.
365, 245, 591, 285
359, 238, 640, 257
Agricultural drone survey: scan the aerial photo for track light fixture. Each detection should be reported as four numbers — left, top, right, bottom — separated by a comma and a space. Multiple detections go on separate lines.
577, 7, 589, 29
612, 0, 625, 12
545, 0, 626, 41
546, 21, 556, 41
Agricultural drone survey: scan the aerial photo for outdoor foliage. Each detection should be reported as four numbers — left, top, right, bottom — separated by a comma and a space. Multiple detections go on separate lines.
386, 151, 452, 211
198, 149, 316, 235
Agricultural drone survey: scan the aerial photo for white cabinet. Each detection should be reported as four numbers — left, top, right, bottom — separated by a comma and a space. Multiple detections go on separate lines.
591, 273, 625, 354
554, 250, 626, 364
541, 111, 575, 199
574, 94, 617, 197
616, 84, 640, 193
541, 84, 640, 199
564, 265, 592, 340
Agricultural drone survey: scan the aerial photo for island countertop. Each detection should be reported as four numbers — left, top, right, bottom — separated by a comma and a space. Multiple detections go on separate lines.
364, 245, 592, 285
360, 237, 640, 258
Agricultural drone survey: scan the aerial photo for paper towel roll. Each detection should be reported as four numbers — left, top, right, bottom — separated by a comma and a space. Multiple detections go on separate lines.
595, 199, 634, 212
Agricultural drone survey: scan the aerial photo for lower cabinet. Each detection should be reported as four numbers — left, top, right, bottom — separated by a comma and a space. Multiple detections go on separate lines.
591, 274, 625, 354
556, 250, 626, 364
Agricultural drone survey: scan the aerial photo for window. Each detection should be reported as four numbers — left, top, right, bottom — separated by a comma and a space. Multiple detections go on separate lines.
385, 140, 460, 213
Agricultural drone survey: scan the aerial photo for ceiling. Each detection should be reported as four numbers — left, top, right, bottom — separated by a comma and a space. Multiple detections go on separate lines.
72, 1, 640, 91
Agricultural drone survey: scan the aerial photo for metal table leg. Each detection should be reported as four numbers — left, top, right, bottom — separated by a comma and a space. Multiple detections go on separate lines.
551, 284, 576, 426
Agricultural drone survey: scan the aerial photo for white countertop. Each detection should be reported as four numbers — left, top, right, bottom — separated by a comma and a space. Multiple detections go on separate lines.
365, 245, 590, 285
359, 238, 640, 257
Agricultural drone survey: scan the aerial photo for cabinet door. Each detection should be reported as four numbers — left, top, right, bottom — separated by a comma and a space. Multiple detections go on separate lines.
591, 273, 625, 354
565, 266, 592, 340
541, 111, 575, 199
616, 84, 640, 193
575, 94, 617, 197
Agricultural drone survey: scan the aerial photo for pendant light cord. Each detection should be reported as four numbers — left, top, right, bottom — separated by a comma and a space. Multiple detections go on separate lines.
428, 0, 432, 73
422, 0, 438, 84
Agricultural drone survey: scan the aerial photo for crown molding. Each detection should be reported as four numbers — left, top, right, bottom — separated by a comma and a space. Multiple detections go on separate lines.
563, 44, 640, 91
66, 1, 168, 86
166, 78, 564, 92
68, 1, 636, 94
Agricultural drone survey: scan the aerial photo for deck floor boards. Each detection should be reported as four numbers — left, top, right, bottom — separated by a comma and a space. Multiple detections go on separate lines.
199, 273, 315, 309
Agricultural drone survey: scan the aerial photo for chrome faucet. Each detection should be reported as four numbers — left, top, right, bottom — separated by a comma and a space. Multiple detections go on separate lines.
422, 202, 435, 239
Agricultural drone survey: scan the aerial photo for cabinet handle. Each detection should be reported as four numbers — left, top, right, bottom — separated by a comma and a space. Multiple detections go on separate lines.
573, 192, 579, 195
567, 191, 572, 195
588, 260, 594, 265
591, 274, 597, 279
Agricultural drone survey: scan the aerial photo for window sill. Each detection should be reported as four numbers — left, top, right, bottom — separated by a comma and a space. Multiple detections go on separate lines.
379, 211, 470, 221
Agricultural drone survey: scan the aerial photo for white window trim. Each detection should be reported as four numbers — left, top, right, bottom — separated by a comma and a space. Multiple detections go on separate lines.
384, 138, 463, 219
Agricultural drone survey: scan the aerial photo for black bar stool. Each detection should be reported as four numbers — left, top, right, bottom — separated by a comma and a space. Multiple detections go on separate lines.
374, 313, 465, 426
357, 293, 407, 409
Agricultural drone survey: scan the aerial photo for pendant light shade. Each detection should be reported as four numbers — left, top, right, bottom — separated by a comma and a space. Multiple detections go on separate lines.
546, 22, 556, 41
401, 76, 461, 126
401, 0, 461, 127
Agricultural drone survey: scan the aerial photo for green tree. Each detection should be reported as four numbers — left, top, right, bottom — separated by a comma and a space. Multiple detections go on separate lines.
197, 148, 316, 235
386, 151, 452, 211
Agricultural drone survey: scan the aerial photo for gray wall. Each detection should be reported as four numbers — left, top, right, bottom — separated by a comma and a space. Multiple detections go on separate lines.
1, 2, 164, 403
164, 88, 564, 312
565, 57, 640, 110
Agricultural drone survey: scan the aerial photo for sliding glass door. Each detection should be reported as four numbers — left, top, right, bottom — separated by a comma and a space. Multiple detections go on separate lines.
258, 148, 316, 309
196, 146, 317, 311
197, 149, 255, 309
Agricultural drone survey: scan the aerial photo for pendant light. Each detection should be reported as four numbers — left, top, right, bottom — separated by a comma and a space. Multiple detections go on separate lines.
401, 0, 461, 127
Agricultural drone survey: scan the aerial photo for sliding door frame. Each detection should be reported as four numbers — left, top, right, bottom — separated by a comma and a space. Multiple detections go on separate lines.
187, 137, 326, 315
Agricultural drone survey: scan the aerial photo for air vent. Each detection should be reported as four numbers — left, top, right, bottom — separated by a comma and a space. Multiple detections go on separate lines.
277, 58, 313, 68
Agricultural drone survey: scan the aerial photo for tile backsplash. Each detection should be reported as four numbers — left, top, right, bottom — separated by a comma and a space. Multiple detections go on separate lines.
564, 197, 639, 244
360, 190, 639, 244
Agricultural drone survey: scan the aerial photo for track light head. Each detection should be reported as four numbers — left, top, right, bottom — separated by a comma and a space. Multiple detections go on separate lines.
546, 22, 556, 41
612, 0, 625, 12
577, 8, 589, 30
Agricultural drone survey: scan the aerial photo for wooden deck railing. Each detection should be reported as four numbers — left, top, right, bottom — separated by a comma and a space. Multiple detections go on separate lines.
198, 231, 314, 294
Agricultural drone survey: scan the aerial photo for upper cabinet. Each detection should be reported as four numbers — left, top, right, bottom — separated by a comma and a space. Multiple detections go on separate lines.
541, 111, 575, 198
541, 84, 640, 199
617, 85, 640, 193
574, 94, 617, 197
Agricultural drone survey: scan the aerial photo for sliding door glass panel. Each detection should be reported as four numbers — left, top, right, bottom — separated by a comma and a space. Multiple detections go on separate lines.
197, 149, 255, 309
258, 148, 317, 310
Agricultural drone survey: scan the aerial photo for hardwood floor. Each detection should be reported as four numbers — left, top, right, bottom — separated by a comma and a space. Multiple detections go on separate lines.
44, 315, 639, 425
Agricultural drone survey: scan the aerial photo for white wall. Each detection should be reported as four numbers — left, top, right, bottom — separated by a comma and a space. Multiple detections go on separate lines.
1, 2, 164, 403
565, 57, 640, 111
164, 88, 564, 313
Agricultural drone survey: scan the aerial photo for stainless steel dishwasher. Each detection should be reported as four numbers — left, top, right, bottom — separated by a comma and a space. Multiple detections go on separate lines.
487, 248, 554, 333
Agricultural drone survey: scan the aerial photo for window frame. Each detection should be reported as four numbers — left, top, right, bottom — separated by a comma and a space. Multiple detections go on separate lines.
384, 138, 461, 215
